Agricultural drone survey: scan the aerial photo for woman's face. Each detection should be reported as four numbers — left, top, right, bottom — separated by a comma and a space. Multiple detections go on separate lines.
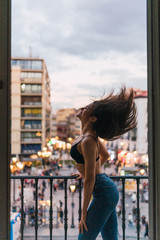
76, 102, 94, 121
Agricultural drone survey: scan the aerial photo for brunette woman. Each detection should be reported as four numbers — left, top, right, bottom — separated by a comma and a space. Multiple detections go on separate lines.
70, 87, 137, 240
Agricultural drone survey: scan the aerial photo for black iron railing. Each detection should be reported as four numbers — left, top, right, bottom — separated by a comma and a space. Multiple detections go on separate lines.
11, 175, 148, 240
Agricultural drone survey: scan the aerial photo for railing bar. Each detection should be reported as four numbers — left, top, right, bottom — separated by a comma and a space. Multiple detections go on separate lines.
64, 179, 68, 240
122, 178, 126, 240
49, 179, 53, 240
11, 175, 148, 180
78, 179, 82, 222
35, 179, 38, 240
136, 178, 140, 240
20, 179, 24, 240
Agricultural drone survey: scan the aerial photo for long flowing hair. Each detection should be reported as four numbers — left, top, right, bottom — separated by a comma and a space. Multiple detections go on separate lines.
91, 87, 137, 140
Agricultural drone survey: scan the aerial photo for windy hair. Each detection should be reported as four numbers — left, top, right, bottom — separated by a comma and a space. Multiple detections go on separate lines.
91, 87, 137, 141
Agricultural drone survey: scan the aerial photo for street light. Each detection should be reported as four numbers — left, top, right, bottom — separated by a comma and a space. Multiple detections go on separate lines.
140, 168, 145, 176
10, 157, 18, 202
38, 148, 52, 168
70, 184, 76, 228
10, 157, 24, 203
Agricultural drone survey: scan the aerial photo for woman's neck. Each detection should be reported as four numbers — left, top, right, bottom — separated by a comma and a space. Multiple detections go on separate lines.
81, 123, 96, 137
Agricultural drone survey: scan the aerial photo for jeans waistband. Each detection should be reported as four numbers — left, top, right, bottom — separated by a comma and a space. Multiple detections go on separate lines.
95, 173, 109, 179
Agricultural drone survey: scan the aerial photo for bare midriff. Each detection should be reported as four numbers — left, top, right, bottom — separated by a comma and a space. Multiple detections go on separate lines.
76, 159, 102, 178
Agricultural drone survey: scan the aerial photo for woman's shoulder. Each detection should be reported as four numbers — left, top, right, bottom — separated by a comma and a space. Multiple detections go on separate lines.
81, 135, 97, 147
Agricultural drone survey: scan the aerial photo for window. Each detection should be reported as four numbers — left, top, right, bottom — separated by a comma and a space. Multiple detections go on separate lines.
12, 60, 42, 70
21, 144, 41, 154
20, 72, 42, 79
21, 96, 41, 105
130, 128, 137, 141
21, 132, 42, 141
21, 108, 42, 117
21, 120, 42, 129
21, 84, 42, 93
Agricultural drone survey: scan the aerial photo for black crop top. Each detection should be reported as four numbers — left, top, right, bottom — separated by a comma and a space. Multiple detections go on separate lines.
70, 135, 99, 164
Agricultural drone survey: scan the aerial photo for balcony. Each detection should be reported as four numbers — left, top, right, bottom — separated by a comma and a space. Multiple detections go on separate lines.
21, 92, 42, 96
21, 128, 42, 131
21, 79, 42, 84
21, 139, 42, 143
21, 104, 42, 108
21, 114, 42, 118
21, 121, 42, 130
11, 175, 148, 240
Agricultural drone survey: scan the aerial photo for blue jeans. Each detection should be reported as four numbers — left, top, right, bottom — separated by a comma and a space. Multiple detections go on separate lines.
78, 173, 119, 240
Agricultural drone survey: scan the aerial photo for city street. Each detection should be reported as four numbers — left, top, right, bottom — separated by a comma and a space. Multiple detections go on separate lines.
11, 166, 149, 239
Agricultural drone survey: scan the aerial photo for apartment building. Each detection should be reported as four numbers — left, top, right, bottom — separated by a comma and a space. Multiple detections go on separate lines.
11, 58, 51, 160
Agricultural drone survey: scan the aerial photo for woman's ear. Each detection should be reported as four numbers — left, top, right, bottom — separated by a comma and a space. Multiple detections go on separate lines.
89, 116, 97, 123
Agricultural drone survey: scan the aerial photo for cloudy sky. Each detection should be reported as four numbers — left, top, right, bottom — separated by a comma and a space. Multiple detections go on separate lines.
12, 0, 147, 112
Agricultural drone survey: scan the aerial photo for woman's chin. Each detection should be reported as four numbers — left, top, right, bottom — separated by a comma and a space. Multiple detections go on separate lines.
76, 113, 81, 119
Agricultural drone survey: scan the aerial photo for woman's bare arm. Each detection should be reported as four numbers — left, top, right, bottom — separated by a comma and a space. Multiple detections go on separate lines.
81, 137, 97, 214
98, 139, 110, 166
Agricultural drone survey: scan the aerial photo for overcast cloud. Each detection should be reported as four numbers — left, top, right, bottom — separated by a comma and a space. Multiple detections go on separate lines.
12, 0, 147, 111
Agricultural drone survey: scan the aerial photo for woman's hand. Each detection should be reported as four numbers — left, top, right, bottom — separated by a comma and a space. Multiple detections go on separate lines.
79, 211, 88, 234
71, 173, 83, 180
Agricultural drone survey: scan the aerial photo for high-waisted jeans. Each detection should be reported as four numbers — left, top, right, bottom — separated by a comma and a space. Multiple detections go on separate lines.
78, 173, 119, 240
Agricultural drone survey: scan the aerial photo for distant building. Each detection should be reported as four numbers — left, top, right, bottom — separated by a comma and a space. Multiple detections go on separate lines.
107, 90, 148, 155
57, 121, 68, 141
11, 58, 51, 160
52, 108, 81, 141
56, 108, 75, 122
51, 114, 57, 137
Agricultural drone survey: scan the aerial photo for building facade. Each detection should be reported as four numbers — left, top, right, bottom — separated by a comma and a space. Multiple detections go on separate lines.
51, 114, 57, 137
51, 108, 81, 141
11, 58, 51, 159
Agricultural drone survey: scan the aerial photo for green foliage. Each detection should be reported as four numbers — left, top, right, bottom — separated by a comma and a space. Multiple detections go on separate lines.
32, 160, 42, 167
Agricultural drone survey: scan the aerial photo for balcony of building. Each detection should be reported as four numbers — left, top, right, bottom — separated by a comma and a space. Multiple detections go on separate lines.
11, 59, 43, 71
21, 96, 42, 108
20, 71, 43, 84
21, 144, 42, 155
21, 109, 42, 118
10, 174, 148, 240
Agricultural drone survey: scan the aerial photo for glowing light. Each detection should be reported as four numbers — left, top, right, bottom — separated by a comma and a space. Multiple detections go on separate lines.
68, 137, 73, 142
37, 151, 42, 157
140, 169, 145, 175
70, 184, 76, 193
30, 154, 38, 159
12, 157, 17, 163
36, 131, 42, 137
16, 162, 24, 170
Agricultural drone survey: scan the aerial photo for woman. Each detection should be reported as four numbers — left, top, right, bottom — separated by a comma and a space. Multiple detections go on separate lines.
70, 87, 137, 240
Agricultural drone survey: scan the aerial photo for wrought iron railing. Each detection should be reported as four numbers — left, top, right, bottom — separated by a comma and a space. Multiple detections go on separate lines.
11, 175, 148, 240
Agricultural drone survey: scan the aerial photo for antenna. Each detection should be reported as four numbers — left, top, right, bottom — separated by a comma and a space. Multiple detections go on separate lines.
29, 46, 32, 58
